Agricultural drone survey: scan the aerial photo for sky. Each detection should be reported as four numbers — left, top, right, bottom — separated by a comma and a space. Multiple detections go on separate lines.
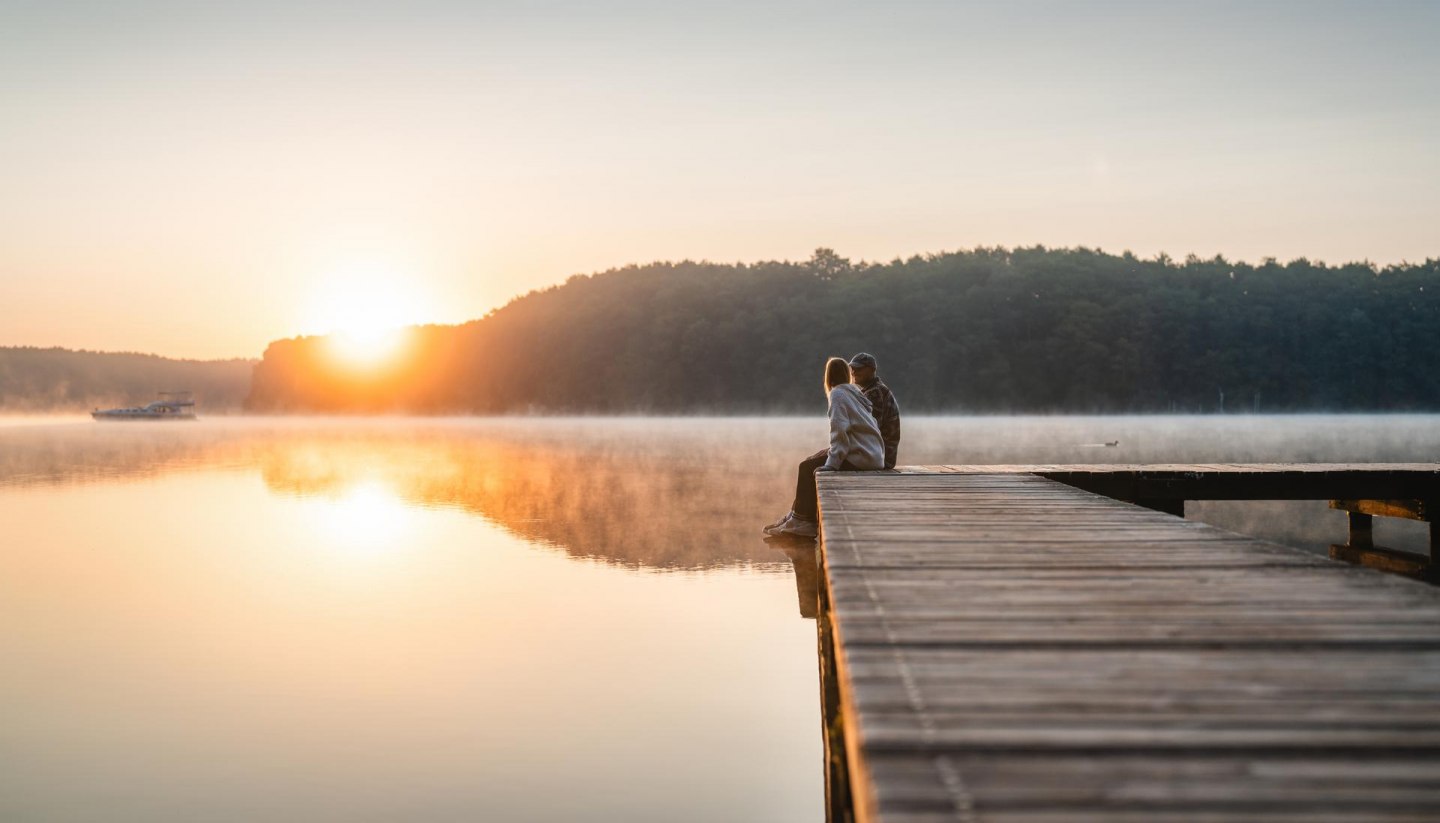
1, 0, 1437, 359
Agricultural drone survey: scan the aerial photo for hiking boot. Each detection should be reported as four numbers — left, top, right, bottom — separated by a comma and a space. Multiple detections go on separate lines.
763, 511, 794, 535
776, 516, 818, 539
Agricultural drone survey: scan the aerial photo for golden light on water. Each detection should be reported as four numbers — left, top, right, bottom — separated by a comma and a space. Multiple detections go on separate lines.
309, 479, 416, 557
0, 420, 827, 820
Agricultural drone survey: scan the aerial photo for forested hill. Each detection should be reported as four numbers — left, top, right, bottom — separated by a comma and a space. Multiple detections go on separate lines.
246, 247, 1440, 414
0, 347, 255, 412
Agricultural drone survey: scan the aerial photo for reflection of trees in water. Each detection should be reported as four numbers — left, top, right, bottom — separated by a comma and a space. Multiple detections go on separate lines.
7, 416, 1434, 567
0, 424, 236, 486
0, 419, 812, 570
257, 432, 796, 569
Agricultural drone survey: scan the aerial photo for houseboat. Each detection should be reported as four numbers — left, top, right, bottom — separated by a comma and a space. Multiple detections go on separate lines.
92, 392, 197, 421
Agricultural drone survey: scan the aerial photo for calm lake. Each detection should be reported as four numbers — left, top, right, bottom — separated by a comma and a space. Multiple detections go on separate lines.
2, 414, 1438, 821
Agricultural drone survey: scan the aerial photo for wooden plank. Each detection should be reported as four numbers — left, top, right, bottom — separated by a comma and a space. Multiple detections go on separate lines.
866, 752, 1440, 822
815, 471, 1440, 822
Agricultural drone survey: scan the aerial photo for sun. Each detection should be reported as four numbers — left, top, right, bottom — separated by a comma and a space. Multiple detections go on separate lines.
329, 325, 410, 366
307, 260, 431, 366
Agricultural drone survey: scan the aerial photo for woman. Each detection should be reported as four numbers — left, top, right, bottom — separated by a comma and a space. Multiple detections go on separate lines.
765, 357, 886, 539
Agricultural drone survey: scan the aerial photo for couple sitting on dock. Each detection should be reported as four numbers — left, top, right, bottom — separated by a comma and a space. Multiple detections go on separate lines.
765, 352, 901, 539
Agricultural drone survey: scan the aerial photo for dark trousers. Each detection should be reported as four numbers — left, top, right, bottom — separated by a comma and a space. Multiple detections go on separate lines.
792, 449, 859, 521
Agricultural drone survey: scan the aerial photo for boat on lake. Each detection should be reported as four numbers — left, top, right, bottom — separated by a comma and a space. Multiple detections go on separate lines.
92, 392, 197, 421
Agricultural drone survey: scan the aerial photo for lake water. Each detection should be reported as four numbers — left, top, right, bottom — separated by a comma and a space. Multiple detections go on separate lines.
2, 414, 1437, 821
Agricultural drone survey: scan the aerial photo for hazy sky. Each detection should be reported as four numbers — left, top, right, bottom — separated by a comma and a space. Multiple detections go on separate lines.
2, 0, 1436, 358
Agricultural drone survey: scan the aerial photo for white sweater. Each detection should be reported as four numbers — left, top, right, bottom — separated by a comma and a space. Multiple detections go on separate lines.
824, 383, 886, 470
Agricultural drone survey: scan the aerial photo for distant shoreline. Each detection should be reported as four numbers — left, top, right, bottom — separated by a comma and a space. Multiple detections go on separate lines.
7, 410, 1440, 424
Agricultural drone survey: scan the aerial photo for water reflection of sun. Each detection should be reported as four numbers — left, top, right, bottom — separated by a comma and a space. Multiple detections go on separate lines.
312, 480, 417, 556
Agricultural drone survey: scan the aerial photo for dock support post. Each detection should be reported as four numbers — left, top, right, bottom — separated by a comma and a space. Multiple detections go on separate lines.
1427, 498, 1439, 565
1349, 511, 1375, 548
1431, 518, 1438, 565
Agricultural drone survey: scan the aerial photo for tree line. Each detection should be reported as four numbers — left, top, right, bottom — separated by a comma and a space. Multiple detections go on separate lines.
0, 347, 254, 412
240, 245, 1437, 414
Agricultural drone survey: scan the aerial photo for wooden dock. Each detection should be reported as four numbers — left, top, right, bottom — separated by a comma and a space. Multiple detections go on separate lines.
815, 466, 1440, 822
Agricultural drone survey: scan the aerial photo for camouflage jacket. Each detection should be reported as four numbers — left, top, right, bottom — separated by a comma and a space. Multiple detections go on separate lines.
859, 377, 900, 469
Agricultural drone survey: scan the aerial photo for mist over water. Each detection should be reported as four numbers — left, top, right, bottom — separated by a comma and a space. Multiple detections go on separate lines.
1, 414, 1436, 821
3, 414, 1435, 559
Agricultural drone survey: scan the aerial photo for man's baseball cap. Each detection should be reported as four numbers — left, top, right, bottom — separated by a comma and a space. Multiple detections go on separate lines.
848, 352, 877, 369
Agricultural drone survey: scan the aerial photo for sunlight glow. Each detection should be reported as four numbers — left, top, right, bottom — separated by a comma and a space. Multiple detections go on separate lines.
328, 325, 411, 366
312, 479, 417, 557
307, 260, 432, 366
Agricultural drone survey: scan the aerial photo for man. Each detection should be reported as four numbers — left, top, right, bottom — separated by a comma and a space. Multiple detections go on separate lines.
765, 352, 901, 538
846, 352, 900, 470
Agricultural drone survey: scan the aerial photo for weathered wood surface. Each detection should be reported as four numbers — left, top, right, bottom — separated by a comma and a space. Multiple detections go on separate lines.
816, 472, 1440, 822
